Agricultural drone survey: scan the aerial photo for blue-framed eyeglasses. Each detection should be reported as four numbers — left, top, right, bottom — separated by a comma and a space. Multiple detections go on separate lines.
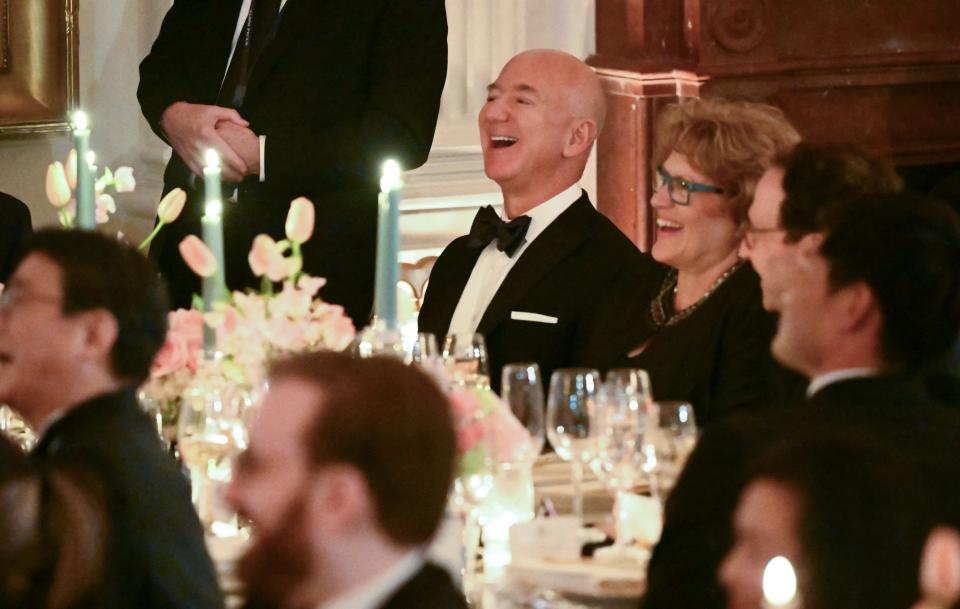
654, 166, 725, 206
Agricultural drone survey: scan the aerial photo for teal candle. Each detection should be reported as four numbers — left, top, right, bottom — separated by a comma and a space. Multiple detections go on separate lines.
374, 160, 402, 330
201, 150, 226, 356
72, 112, 95, 230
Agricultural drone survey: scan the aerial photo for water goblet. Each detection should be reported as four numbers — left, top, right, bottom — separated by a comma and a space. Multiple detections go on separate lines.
442, 333, 490, 389
546, 368, 601, 523
500, 362, 545, 461
642, 400, 698, 503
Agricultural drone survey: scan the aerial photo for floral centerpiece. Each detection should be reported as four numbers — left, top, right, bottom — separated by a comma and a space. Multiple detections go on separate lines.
139, 197, 356, 430
45, 149, 137, 227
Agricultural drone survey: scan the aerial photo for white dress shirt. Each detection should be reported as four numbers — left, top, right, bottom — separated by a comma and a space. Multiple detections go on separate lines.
319, 551, 423, 609
806, 367, 878, 398
226, 0, 288, 182
447, 183, 582, 336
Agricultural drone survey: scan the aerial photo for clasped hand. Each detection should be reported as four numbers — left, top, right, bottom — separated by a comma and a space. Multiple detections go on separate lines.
160, 102, 260, 182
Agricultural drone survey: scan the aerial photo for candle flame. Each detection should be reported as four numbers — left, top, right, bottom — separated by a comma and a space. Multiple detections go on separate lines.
205, 199, 223, 219
205, 149, 221, 170
72, 110, 89, 131
380, 159, 403, 192
86, 150, 96, 167
762, 556, 798, 607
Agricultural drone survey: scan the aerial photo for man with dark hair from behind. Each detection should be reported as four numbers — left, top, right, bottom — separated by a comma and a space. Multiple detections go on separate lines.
643, 146, 960, 609
0, 229, 223, 609
226, 352, 465, 609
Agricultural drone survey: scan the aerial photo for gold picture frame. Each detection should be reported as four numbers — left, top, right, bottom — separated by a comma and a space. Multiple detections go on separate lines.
0, 0, 79, 135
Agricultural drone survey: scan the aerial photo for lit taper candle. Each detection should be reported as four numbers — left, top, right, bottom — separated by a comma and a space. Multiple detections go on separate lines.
374, 160, 402, 330
72, 111, 96, 230
201, 150, 227, 355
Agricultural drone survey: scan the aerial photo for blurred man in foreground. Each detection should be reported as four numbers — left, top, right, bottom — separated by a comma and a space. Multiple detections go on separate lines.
227, 352, 465, 609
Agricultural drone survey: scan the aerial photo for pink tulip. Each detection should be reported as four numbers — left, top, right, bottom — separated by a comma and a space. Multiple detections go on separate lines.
248, 234, 291, 282
457, 423, 486, 453
921, 527, 960, 605
96, 193, 116, 224
285, 197, 315, 244
157, 188, 187, 223
45, 162, 72, 208
66, 149, 78, 190
296, 275, 327, 297
114, 166, 136, 192
151, 333, 191, 378
178, 235, 218, 278
450, 389, 481, 420
322, 315, 356, 351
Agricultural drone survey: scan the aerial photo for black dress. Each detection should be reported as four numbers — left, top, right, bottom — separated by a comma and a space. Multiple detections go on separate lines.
613, 263, 802, 427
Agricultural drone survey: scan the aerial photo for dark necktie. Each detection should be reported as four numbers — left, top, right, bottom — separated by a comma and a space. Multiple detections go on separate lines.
466, 205, 532, 257
218, 0, 282, 108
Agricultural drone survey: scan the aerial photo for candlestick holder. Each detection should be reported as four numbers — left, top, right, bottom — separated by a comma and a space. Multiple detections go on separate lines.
355, 318, 406, 359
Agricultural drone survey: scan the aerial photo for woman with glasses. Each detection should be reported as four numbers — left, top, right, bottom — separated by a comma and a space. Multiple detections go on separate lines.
610, 98, 802, 427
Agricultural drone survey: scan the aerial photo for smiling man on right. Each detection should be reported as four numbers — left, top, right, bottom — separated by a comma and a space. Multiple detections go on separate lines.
418, 49, 664, 392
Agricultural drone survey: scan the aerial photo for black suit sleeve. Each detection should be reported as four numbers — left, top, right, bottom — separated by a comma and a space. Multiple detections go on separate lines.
137, 0, 204, 145
263, 0, 448, 191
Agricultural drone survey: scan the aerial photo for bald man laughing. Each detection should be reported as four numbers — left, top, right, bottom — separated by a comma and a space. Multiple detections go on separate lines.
418, 50, 666, 392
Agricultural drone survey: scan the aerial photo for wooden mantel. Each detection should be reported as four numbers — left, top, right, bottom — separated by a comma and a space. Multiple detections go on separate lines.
590, 0, 960, 249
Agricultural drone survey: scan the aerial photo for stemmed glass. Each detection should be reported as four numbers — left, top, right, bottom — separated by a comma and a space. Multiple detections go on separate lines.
500, 363, 545, 461
177, 380, 253, 538
442, 333, 490, 389
605, 368, 653, 406
591, 383, 649, 556
642, 400, 698, 503
546, 368, 601, 523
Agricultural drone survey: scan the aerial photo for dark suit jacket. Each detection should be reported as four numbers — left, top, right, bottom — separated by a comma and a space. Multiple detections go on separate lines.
242, 562, 465, 609
418, 193, 666, 393
613, 264, 804, 427
0, 192, 31, 283
31, 389, 223, 609
138, 0, 447, 326
642, 373, 960, 609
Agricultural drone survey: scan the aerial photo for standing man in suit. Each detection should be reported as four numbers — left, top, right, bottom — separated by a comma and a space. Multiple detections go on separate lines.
418, 50, 664, 392
138, 0, 448, 327
0, 230, 222, 609
226, 352, 465, 609
0, 191, 31, 283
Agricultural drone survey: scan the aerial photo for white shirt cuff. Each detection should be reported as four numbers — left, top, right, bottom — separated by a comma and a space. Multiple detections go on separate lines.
259, 135, 266, 182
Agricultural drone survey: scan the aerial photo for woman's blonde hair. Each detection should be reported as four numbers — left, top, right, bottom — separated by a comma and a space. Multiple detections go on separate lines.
652, 98, 801, 223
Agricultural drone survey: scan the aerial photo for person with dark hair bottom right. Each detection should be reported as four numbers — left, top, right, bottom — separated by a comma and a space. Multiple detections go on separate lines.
642, 145, 960, 609
226, 351, 465, 609
0, 229, 223, 609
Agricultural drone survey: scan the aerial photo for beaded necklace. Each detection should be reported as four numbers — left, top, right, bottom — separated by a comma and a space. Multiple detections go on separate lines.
650, 259, 745, 328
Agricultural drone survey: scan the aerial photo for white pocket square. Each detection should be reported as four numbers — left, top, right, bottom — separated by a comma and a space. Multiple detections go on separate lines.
510, 311, 558, 324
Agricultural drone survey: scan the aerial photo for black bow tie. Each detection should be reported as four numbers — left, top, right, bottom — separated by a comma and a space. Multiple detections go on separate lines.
466, 205, 532, 257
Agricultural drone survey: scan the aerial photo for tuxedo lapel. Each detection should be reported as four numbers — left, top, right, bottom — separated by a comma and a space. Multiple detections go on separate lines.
245, 0, 311, 94
420, 239, 483, 337
199, 0, 246, 98
476, 196, 594, 335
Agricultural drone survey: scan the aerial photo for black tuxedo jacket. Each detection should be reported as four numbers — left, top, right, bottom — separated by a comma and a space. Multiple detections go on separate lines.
642, 373, 960, 609
0, 191, 31, 283
242, 563, 465, 609
138, 0, 447, 326
31, 389, 223, 609
418, 193, 666, 393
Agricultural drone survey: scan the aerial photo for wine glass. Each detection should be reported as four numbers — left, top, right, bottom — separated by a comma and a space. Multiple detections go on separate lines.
546, 368, 601, 522
500, 362, 545, 461
605, 368, 653, 405
177, 381, 252, 537
442, 333, 490, 389
642, 400, 698, 503
591, 384, 650, 556
410, 332, 439, 364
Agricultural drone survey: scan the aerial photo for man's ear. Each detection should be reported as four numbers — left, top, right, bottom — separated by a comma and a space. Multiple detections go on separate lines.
76, 309, 118, 364
562, 118, 597, 159
311, 464, 372, 527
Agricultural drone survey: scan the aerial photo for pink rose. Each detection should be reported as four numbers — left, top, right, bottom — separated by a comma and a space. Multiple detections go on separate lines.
296, 275, 327, 297
151, 332, 190, 377
46, 162, 72, 208
450, 389, 481, 420
285, 197, 315, 244
457, 422, 486, 453
178, 235, 218, 278
322, 315, 356, 351
113, 166, 136, 192
157, 188, 186, 223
